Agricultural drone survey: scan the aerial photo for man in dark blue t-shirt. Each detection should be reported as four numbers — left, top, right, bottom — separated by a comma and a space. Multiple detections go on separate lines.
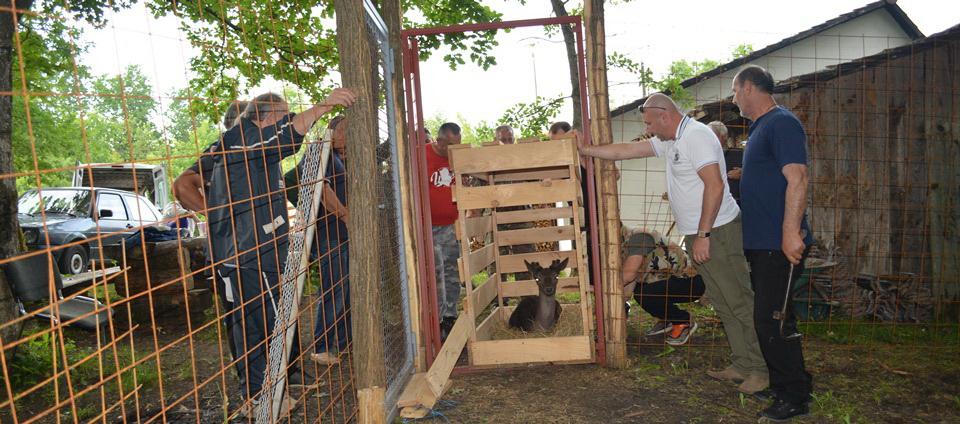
733, 65, 813, 422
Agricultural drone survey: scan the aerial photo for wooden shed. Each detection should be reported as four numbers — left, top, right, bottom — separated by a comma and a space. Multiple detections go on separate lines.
698, 25, 960, 306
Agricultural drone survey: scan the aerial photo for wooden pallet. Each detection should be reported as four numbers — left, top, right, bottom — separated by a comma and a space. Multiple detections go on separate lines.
450, 135, 595, 367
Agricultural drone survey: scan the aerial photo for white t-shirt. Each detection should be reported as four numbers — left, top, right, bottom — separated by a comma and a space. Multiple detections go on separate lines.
649, 117, 740, 235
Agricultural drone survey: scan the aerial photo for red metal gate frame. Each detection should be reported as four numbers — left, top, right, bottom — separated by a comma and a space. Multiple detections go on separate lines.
400, 16, 607, 369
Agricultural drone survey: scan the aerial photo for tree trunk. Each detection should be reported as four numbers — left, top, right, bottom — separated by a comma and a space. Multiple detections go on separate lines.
334, 1, 386, 421
584, 0, 626, 368
550, 0, 581, 130
0, 0, 33, 346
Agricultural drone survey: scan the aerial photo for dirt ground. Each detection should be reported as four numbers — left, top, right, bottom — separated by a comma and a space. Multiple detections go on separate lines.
7, 291, 958, 423
416, 320, 960, 424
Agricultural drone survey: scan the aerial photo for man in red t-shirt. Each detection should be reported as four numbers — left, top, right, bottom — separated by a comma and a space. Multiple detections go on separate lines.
426, 122, 462, 340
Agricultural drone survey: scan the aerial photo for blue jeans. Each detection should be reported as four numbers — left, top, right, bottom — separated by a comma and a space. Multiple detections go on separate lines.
313, 230, 351, 354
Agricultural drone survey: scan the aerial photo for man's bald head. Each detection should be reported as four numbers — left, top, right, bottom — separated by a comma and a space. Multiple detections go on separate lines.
642, 93, 681, 116
640, 93, 684, 141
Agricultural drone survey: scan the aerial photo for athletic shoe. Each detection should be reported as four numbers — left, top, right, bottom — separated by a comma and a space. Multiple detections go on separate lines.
644, 320, 674, 337
759, 399, 809, 422
666, 322, 698, 346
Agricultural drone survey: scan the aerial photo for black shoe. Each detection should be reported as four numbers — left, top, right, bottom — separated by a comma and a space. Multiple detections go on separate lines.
759, 399, 809, 422
439, 317, 456, 343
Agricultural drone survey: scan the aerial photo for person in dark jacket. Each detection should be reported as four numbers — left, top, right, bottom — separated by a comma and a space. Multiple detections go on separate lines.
206, 88, 355, 408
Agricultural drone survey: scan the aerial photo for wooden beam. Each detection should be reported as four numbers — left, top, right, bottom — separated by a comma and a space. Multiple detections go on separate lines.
470, 273, 499, 315
425, 313, 471, 396
489, 167, 572, 183
466, 244, 496, 274
358, 386, 386, 424
470, 336, 593, 366
585, 0, 626, 368
449, 138, 576, 174
496, 206, 573, 224
497, 225, 576, 246
456, 179, 578, 210
497, 250, 578, 274
500, 277, 580, 297
463, 215, 493, 239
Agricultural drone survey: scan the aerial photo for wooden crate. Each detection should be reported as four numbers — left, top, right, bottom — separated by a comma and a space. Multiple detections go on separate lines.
448, 135, 595, 367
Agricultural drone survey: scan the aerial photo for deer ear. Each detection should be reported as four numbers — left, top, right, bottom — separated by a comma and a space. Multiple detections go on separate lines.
556, 257, 570, 270
524, 260, 540, 274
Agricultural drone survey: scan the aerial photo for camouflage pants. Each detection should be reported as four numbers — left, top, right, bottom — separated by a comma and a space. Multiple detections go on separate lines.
432, 225, 461, 319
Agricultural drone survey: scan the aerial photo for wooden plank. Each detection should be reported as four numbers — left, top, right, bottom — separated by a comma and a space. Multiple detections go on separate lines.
498, 225, 576, 246
396, 373, 429, 408
500, 278, 580, 298
62, 266, 124, 289
425, 314, 471, 396
496, 206, 573, 224
456, 180, 578, 210
474, 307, 500, 342
471, 336, 593, 366
449, 138, 576, 174
498, 251, 578, 274
470, 273, 499, 314
491, 167, 572, 183
463, 215, 492, 239
466, 244, 496, 274
357, 386, 385, 424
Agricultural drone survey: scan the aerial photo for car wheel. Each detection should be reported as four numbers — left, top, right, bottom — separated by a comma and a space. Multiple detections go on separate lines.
59, 245, 89, 275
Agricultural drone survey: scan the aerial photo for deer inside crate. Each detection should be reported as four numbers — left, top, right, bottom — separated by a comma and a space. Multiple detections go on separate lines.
509, 258, 569, 332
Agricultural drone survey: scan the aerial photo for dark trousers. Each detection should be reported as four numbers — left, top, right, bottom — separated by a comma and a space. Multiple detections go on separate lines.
745, 249, 813, 404
635, 275, 705, 324
218, 266, 303, 400
313, 233, 351, 354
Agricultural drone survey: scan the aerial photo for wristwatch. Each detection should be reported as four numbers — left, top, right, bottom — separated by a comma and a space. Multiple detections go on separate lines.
697, 230, 711, 238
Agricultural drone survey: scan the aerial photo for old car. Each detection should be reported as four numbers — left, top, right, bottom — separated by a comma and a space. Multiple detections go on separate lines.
18, 187, 164, 274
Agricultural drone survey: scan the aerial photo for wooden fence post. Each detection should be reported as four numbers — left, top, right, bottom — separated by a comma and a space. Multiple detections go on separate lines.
334, 1, 386, 422
584, 0, 627, 368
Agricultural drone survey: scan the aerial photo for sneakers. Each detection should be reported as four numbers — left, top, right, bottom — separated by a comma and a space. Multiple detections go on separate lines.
706, 365, 746, 383
737, 373, 769, 395
666, 322, 698, 346
759, 399, 809, 422
644, 320, 674, 337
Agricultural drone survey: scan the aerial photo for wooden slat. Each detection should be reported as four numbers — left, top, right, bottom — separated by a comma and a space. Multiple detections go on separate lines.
471, 336, 593, 366
491, 167, 572, 183
498, 225, 576, 246
466, 244, 496, 274
425, 314, 471, 395
450, 138, 576, 174
470, 273, 499, 314
457, 180, 577, 210
496, 206, 573, 224
500, 277, 580, 297
358, 386, 386, 424
498, 250, 578, 274
463, 215, 492, 239
474, 307, 500, 342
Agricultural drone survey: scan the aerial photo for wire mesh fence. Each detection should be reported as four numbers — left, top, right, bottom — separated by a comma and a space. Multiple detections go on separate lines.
0, 2, 411, 423
610, 30, 960, 357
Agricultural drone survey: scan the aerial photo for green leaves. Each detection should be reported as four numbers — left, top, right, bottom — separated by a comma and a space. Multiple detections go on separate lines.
497, 95, 564, 139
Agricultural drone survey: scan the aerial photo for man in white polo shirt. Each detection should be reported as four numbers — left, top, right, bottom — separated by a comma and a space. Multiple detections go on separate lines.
578, 93, 768, 395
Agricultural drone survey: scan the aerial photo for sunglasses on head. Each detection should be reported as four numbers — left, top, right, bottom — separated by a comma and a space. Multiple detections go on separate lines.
637, 105, 666, 113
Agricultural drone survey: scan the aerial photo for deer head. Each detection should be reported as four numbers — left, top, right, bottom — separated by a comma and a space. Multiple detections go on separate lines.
523, 258, 570, 297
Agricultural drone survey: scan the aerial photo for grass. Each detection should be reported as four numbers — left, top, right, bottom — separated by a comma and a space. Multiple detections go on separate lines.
1, 327, 160, 418
799, 320, 959, 346
811, 390, 856, 424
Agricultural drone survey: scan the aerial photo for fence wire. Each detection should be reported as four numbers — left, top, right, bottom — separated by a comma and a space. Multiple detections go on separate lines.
0, 2, 412, 423
611, 31, 960, 357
